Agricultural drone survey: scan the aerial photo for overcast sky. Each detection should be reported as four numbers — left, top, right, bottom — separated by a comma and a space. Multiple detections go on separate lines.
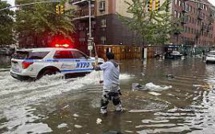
208, 0, 215, 6
7, 0, 14, 6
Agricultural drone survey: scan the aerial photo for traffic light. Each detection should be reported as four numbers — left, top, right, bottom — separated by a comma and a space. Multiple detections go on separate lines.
60, 5, 64, 14
56, 4, 64, 14
56, 4, 60, 14
155, 0, 160, 11
148, 0, 153, 11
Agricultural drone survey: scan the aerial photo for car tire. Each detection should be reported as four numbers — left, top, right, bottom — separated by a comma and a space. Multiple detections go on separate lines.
37, 68, 59, 79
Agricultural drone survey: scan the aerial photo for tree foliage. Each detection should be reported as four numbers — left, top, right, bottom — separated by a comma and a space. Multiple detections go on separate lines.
0, 1, 15, 46
119, 0, 182, 46
15, 0, 74, 47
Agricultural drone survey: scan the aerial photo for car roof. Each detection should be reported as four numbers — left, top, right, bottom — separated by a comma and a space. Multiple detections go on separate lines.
16, 47, 79, 52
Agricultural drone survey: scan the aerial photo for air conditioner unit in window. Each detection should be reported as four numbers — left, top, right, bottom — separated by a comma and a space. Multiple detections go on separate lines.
99, 1, 105, 11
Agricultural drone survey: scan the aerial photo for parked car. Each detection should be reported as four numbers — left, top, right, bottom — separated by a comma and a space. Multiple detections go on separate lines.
165, 50, 183, 59
205, 50, 215, 64
10, 47, 104, 80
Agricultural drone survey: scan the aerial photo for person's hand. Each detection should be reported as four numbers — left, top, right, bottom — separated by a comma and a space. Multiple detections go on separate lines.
92, 62, 96, 67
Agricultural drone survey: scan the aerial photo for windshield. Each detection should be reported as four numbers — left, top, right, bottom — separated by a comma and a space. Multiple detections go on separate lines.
13, 51, 49, 59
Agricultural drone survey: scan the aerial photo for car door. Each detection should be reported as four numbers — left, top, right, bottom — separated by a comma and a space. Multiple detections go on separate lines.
71, 50, 92, 73
53, 50, 77, 73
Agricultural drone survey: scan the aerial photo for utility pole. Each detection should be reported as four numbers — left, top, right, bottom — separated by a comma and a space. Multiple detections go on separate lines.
87, 0, 93, 57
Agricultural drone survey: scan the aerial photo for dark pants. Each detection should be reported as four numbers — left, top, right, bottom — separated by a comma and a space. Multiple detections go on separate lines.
101, 91, 121, 110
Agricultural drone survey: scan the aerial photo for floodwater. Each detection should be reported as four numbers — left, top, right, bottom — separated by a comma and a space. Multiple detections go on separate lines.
1, 56, 215, 134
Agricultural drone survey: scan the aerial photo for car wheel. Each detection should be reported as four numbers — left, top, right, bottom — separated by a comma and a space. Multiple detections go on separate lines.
206, 61, 209, 64
37, 69, 59, 79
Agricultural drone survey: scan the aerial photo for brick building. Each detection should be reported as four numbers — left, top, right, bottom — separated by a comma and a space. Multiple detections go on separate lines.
167, 0, 215, 48
70, 0, 142, 54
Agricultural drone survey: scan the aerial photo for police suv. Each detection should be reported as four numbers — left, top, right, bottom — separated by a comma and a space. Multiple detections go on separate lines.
10, 47, 104, 80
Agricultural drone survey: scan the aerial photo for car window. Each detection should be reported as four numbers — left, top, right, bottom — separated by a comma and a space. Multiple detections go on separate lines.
12, 51, 49, 59
28, 52, 49, 59
12, 51, 30, 59
72, 50, 87, 59
54, 50, 73, 59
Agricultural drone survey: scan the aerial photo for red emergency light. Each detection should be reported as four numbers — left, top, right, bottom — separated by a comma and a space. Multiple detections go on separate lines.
49, 36, 73, 48
55, 44, 70, 48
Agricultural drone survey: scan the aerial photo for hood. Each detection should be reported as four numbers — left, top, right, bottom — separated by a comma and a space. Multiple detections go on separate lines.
90, 57, 104, 62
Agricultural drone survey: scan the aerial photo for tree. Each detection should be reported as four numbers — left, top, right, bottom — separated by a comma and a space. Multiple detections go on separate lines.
15, 0, 74, 48
118, 0, 182, 46
0, 1, 15, 46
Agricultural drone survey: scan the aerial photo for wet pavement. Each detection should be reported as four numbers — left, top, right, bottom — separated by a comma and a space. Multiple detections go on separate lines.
1, 56, 215, 134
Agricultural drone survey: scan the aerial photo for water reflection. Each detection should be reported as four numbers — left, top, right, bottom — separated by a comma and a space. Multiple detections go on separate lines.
1, 106, 52, 134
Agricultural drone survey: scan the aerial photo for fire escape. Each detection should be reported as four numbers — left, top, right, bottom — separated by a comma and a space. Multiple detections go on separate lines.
173, 0, 188, 45
179, 0, 189, 45
195, 3, 203, 46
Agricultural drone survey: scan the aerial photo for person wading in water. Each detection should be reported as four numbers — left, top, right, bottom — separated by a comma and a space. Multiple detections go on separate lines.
93, 52, 123, 114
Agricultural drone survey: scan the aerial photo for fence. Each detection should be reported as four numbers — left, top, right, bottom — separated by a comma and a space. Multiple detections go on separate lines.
95, 45, 162, 60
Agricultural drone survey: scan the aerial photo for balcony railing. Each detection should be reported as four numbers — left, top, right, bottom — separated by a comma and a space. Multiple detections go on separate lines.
70, 0, 95, 5
73, 7, 95, 20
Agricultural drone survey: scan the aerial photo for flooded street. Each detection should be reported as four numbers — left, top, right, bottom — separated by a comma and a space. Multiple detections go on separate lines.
1, 56, 215, 134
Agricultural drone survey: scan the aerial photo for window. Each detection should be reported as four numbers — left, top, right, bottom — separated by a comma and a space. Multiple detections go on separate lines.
101, 19, 106, 27
72, 50, 87, 59
28, 52, 49, 59
174, 0, 177, 5
13, 51, 49, 59
177, 12, 180, 18
101, 36, 106, 45
54, 51, 73, 59
99, 1, 105, 11
174, 10, 177, 17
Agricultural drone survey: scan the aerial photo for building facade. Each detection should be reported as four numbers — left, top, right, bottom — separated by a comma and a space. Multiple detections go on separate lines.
70, 0, 143, 54
167, 0, 215, 49
70, 0, 215, 54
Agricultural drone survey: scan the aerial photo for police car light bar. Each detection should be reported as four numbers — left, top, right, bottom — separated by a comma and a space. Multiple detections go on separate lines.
55, 44, 69, 48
